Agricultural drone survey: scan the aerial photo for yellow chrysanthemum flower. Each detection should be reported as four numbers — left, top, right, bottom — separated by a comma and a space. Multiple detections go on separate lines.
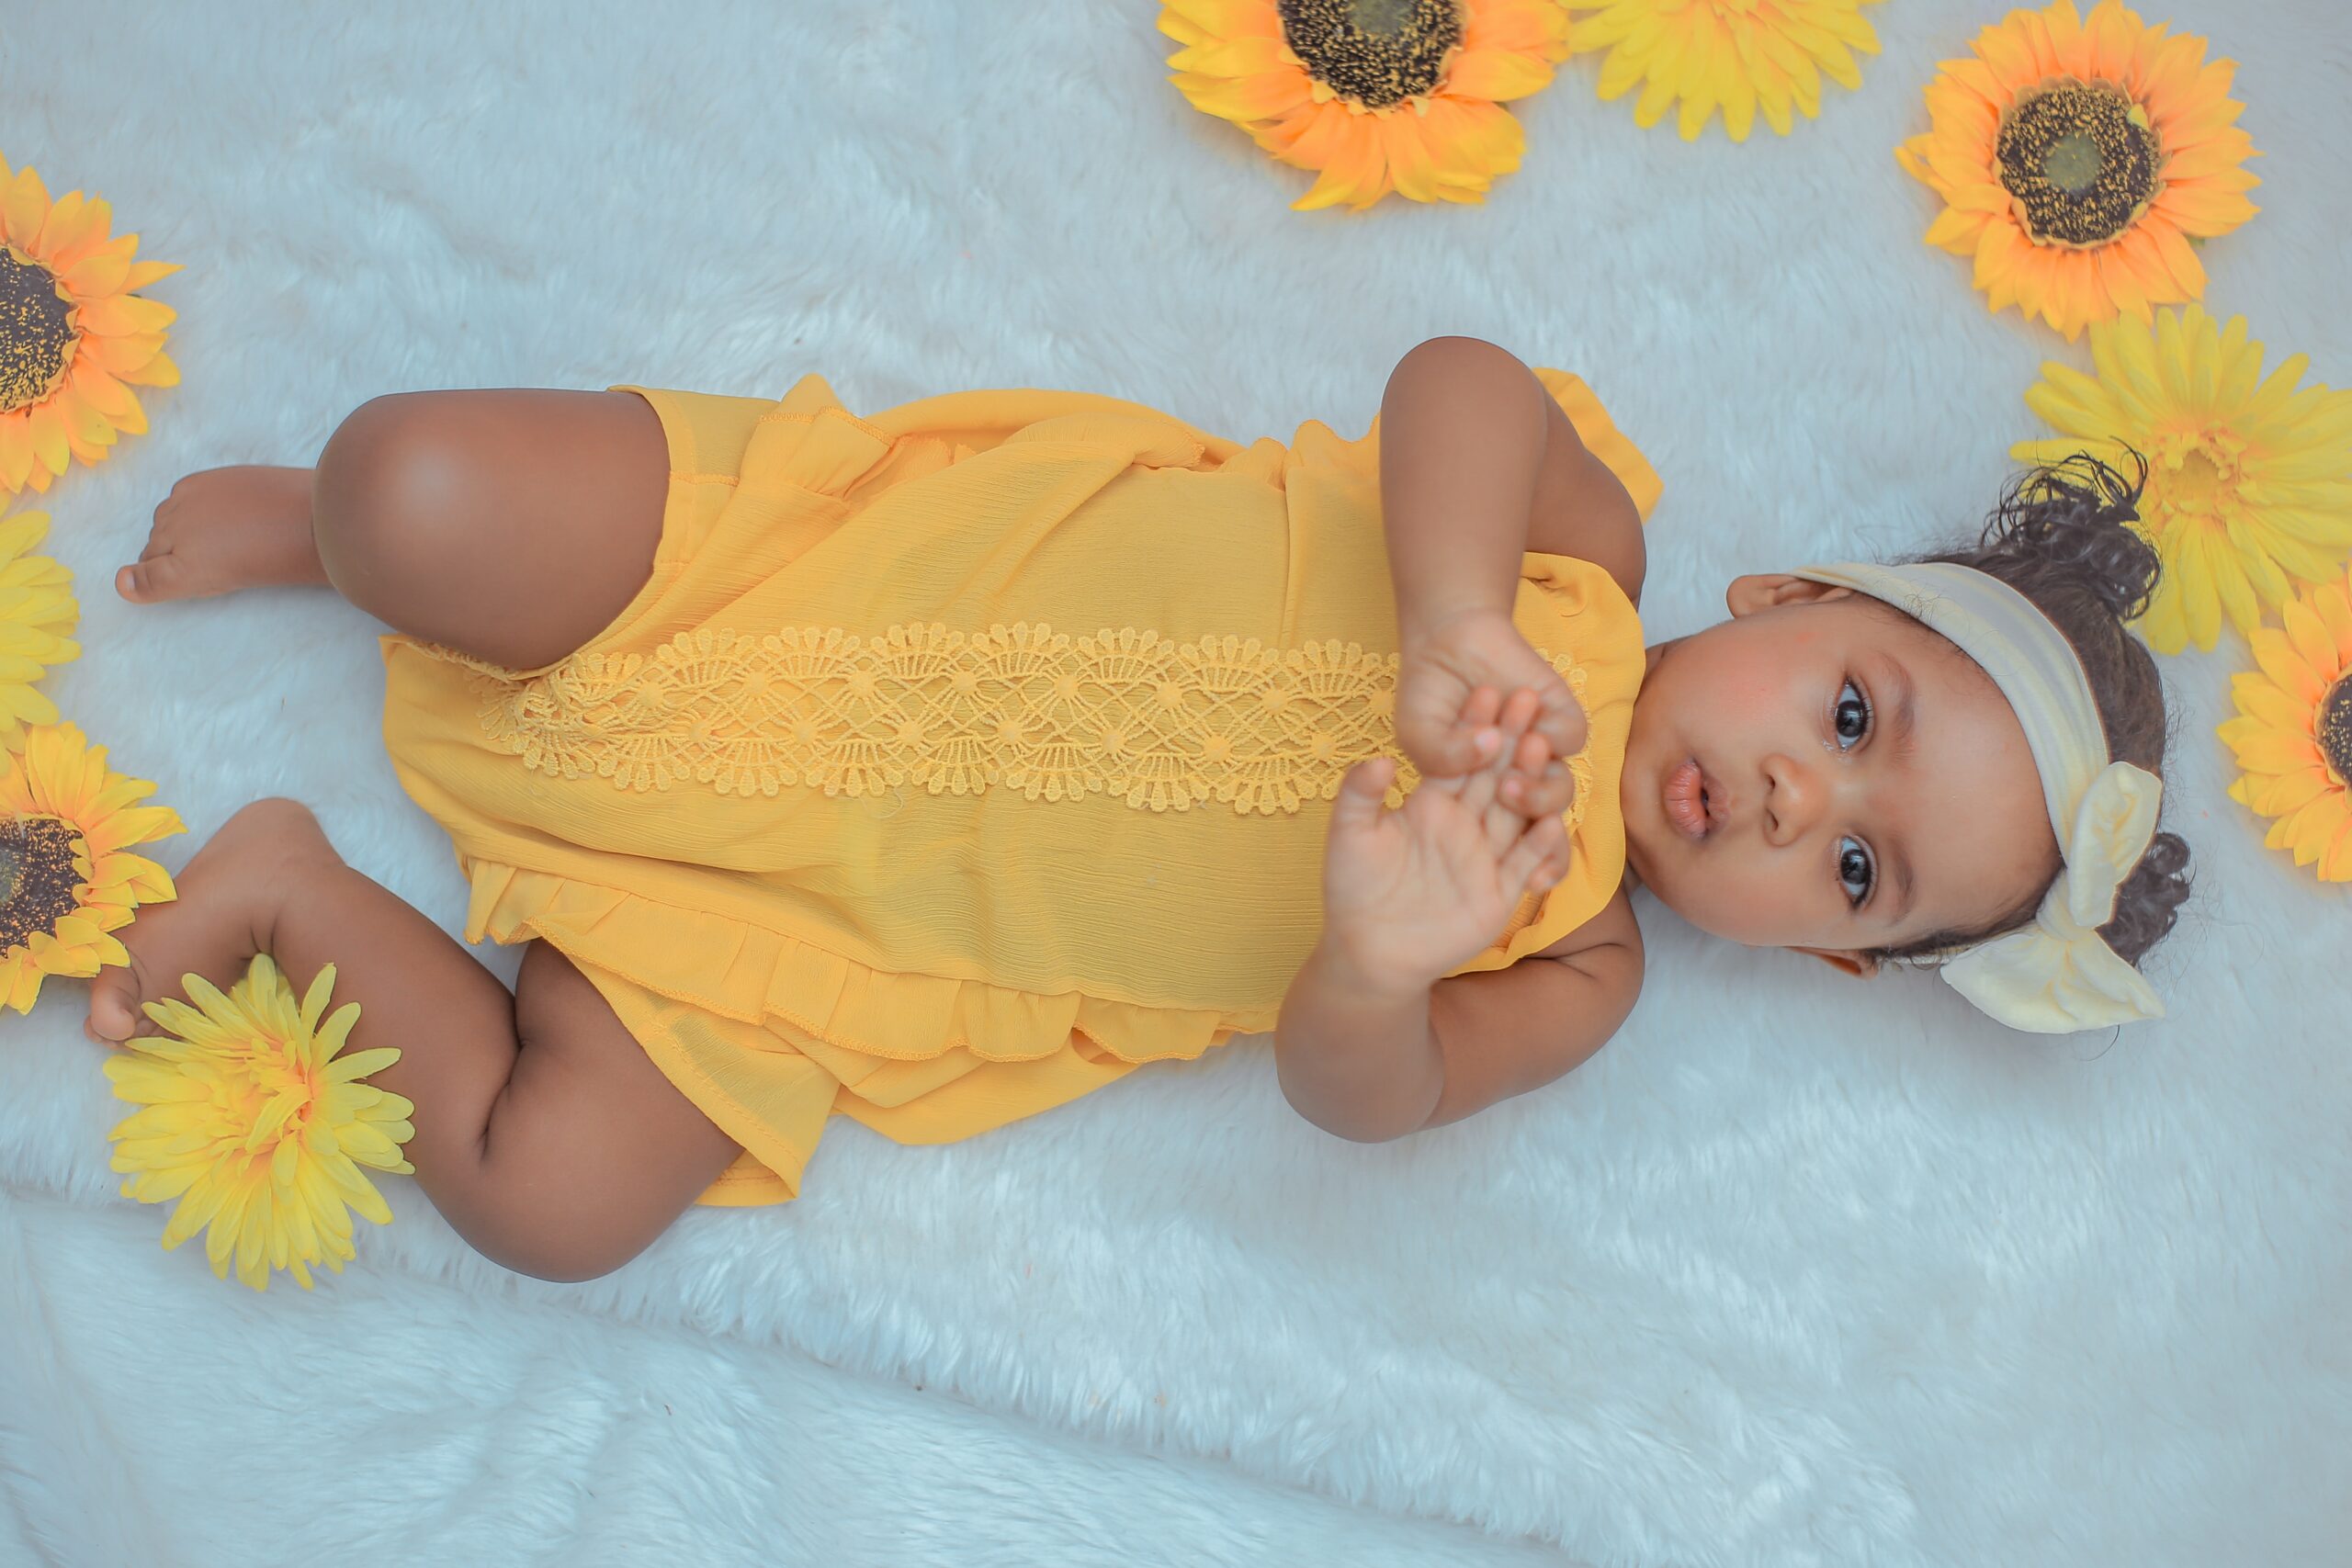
2012, 305, 2352, 653
2, 722, 181, 1013
2218, 566, 2352, 882
105, 955, 415, 1292
1, 150, 183, 496
1559, 0, 1884, 142
1159, 0, 1574, 211
1, 506, 80, 743
1895, 0, 2260, 341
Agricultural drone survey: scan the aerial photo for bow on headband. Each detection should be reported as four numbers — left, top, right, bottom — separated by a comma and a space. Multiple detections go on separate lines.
1939, 759, 2164, 1032
1792, 562, 2167, 1034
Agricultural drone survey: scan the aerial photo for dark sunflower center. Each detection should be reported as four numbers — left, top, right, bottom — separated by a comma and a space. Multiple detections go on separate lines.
1276, 0, 1464, 110
1995, 80, 2163, 248
0, 245, 79, 415
0, 816, 85, 954
2319, 676, 2352, 784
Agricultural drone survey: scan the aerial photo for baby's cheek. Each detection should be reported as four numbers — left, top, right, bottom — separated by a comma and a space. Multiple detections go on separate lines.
1679, 858, 1804, 947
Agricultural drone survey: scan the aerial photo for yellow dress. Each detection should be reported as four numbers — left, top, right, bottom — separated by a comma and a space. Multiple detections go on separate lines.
379, 367, 1660, 1206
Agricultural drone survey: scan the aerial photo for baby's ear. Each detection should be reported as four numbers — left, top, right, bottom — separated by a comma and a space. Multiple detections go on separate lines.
1725, 574, 1853, 617
1791, 945, 1882, 978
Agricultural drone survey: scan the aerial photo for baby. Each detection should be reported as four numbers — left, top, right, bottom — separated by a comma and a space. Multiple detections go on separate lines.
88, 336, 2191, 1281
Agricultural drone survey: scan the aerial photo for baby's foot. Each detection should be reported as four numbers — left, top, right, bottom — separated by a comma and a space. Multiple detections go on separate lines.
85, 798, 337, 1045
117, 466, 329, 604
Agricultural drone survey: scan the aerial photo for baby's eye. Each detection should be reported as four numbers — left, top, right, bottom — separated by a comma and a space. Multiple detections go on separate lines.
1838, 836, 1875, 907
1832, 678, 1871, 750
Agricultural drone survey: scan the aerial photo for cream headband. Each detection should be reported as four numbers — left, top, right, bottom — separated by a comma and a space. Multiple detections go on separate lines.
1792, 561, 2164, 1034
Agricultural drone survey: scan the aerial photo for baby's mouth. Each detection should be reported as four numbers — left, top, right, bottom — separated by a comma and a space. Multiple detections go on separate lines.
1661, 758, 1733, 843
1663, 758, 1712, 842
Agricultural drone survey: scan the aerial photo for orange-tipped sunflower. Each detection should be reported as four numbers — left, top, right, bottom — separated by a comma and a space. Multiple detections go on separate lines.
2, 722, 181, 1013
2, 506, 79, 744
2219, 565, 2352, 882
1895, 0, 2260, 342
1560, 0, 1885, 142
1, 151, 182, 496
1159, 0, 1573, 210
2013, 305, 2352, 653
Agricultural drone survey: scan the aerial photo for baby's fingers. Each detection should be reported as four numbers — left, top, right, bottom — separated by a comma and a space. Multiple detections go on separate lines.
1500, 759, 1576, 819
1501, 812, 1571, 893
1535, 687, 1589, 763
1413, 682, 1503, 781
1330, 754, 1396, 836
1458, 692, 1536, 818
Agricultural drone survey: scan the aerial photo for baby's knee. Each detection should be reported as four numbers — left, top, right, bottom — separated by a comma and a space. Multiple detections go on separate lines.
311, 393, 488, 606
453, 1200, 654, 1285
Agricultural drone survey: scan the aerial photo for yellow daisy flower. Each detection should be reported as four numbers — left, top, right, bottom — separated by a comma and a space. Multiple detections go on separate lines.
1, 722, 181, 1013
2012, 305, 2352, 653
1559, 0, 1884, 142
2218, 565, 2352, 882
105, 955, 415, 1292
1, 506, 80, 744
1895, 0, 2260, 341
1159, 0, 1574, 210
1, 150, 183, 496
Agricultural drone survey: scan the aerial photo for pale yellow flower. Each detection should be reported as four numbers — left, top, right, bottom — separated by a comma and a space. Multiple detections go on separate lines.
1560, 0, 1884, 142
0, 506, 79, 743
2012, 305, 2352, 652
105, 954, 415, 1292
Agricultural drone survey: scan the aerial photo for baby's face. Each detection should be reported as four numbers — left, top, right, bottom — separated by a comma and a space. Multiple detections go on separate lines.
1621, 575, 2061, 964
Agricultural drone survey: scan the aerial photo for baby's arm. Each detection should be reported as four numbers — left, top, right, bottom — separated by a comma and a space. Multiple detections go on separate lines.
1274, 689, 1645, 1144
1379, 337, 1642, 818
1378, 335, 1555, 646
1276, 897, 1642, 1143
1381, 335, 1647, 626
1419, 892, 1643, 1131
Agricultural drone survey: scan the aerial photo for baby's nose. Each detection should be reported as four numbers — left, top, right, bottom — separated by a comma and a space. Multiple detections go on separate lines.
1759, 753, 1820, 844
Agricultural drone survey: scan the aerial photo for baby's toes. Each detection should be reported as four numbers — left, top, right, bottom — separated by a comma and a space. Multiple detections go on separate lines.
85, 959, 154, 1044
116, 553, 189, 604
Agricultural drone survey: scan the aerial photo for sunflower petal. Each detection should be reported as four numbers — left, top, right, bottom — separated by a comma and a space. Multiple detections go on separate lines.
0, 166, 51, 249
1444, 47, 1555, 103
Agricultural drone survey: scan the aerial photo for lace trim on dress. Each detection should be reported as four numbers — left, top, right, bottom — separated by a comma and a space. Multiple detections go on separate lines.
431, 621, 1595, 822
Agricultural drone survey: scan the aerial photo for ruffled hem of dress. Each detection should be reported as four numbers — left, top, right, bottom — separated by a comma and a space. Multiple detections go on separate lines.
461, 859, 1263, 1068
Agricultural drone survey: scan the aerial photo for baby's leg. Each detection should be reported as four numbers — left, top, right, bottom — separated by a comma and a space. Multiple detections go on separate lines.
119, 389, 670, 671
85, 799, 741, 1282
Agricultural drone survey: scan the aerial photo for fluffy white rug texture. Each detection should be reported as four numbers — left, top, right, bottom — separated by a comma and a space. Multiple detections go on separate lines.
3, 1, 2346, 1563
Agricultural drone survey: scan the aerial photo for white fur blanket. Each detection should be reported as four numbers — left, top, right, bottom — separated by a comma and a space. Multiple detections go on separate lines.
4, 2, 2346, 1562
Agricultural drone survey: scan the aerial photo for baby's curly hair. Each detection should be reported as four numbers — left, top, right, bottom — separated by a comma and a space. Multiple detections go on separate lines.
1866, 449, 2193, 971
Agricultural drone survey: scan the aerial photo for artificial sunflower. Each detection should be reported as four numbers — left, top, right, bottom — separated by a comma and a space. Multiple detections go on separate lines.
2218, 565, 2352, 882
1159, 0, 1574, 210
105, 955, 415, 1292
1895, 0, 2260, 341
1559, 0, 1884, 142
2012, 305, 2352, 653
1, 151, 182, 497
2, 506, 78, 744
1, 722, 181, 1013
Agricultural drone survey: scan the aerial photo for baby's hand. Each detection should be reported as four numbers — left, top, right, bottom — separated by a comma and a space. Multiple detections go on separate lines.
1396, 607, 1583, 821
1320, 688, 1574, 987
